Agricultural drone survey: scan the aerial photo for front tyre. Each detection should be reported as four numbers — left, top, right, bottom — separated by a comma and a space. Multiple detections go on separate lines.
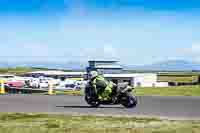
89, 101, 100, 108
85, 95, 100, 108
121, 93, 137, 108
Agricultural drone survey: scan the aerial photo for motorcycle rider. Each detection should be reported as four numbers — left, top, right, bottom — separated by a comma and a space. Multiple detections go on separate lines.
88, 71, 113, 100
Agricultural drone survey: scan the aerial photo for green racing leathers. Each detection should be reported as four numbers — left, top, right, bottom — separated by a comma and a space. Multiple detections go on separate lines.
90, 75, 113, 100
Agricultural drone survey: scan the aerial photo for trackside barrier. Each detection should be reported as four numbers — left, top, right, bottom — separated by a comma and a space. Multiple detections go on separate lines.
0, 80, 5, 94
48, 81, 54, 95
0, 80, 82, 95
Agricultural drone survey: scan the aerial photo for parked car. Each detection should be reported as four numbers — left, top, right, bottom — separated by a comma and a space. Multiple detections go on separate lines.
55, 80, 76, 91
39, 81, 49, 88
5, 80, 24, 88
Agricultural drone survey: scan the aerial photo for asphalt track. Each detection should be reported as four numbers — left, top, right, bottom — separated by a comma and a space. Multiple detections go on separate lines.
0, 95, 200, 120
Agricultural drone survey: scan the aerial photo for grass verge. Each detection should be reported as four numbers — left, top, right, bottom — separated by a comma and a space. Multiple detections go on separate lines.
134, 85, 200, 96
53, 85, 200, 96
0, 113, 199, 133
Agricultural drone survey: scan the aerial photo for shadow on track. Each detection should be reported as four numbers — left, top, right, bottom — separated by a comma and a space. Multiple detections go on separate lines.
56, 105, 124, 109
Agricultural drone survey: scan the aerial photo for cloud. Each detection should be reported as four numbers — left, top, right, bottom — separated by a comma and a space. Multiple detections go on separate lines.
103, 45, 117, 57
190, 44, 200, 54
190, 43, 200, 62
177, 43, 200, 62
180, 43, 200, 56
76, 45, 119, 62
0, 41, 69, 62
20, 43, 50, 56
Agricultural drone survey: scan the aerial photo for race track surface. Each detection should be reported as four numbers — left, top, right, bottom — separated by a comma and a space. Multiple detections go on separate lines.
0, 95, 200, 120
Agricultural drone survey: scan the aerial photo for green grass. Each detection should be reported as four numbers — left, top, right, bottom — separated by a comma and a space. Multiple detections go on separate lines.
158, 75, 198, 83
50, 90, 83, 96
0, 67, 49, 75
0, 113, 199, 133
0, 67, 34, 74
157, 72, 199, 83
53, 85, 200, 96
134, 85, 200, 96
0, 67, 79, 75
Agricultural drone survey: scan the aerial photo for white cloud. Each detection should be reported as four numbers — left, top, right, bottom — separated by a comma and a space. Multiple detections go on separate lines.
177, 43, 200, 62
191, 43, 200, 54
76, 45, 120, 62
180, 43, 200, 56
20, 43, 50, 56
103, 45, 117, 57
0, 42, 69, 62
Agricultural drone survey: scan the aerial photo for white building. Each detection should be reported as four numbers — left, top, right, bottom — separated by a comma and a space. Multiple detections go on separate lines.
86, 60, 168, 87
104, 73, 168, 87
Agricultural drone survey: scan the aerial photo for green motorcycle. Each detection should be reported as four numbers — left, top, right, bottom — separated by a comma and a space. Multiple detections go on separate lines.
84, 82, 137, 108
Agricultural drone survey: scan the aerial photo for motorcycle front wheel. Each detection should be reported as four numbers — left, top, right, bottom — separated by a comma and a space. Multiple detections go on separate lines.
120, 93, 137, 108
85, 95, 100, 108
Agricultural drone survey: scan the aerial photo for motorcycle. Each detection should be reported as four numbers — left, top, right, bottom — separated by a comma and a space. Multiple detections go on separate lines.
84, 82, 137, 108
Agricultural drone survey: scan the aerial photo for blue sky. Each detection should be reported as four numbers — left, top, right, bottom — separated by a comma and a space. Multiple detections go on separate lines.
0, 0, 200, 65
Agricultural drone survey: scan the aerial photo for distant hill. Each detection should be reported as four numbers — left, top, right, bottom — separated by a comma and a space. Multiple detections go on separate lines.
125, 60, 200, 71
0, 61, 87, 70
1, 60, 200, 72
